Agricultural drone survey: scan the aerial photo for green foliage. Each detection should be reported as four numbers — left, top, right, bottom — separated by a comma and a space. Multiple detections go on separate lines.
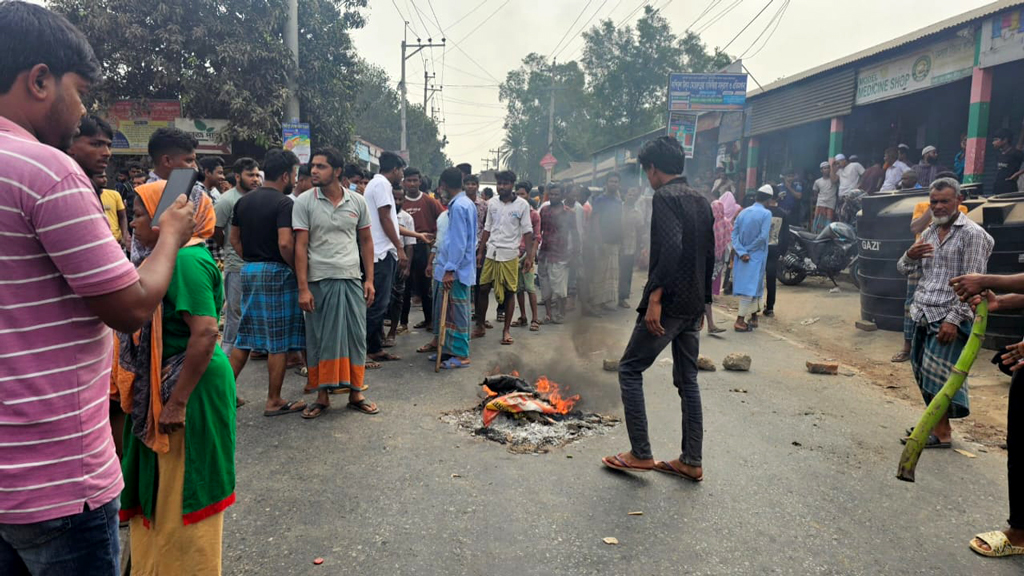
499, 5, 731, 180
50, 0, 367, 151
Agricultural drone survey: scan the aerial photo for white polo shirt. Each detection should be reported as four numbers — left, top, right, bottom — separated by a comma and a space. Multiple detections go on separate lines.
364, 173, 399, 262
484, 195, 532, 262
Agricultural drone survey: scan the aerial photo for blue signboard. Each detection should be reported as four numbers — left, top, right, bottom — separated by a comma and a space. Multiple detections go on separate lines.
668, 73, 747, 111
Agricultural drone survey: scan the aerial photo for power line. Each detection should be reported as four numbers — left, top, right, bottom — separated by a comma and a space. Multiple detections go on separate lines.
552, 0, 612, 62
686, 0, 722, 31
719, 0, 775, 53
448, 0, 495, 31
563, 0, 651, 62
740, 0, 789, 60
548, 0, 596, 60
695, 0, 745, 34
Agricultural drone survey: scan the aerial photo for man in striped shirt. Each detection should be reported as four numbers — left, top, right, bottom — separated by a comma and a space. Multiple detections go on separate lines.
0, 3, 195, 574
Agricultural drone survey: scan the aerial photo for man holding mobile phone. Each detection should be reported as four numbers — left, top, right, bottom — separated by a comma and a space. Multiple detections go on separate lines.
0, 4, 195, 573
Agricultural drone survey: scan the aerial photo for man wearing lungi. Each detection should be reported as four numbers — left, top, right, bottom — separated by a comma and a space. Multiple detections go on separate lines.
229, 149, 308, 416
897, 177, 993, 448
474, 170, 534, 346
420, 167, 477, 369
538, 182, 578, 324
293, 147, 378, 419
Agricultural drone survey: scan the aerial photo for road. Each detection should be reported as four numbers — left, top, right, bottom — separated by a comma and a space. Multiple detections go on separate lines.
223, 295, 1020, 575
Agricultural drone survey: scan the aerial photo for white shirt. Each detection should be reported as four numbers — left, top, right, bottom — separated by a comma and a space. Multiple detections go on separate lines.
813, 177, 838, 210
837, 162, 865, 197
484, 196, 532, 262
364, 173, 399, 262
881, 160, 911, 191
397, 209, 416, 248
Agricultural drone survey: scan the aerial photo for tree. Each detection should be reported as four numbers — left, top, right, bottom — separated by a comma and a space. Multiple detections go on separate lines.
350, 61, 449, 178
50, 0, 367, 151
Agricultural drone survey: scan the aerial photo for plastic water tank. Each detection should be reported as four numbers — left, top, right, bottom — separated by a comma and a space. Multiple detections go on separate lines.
857, 191, 929, 331
971, 192, 1024, 349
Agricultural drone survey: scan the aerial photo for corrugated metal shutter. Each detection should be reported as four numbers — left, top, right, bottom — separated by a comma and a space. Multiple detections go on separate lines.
748, 69, 856, 136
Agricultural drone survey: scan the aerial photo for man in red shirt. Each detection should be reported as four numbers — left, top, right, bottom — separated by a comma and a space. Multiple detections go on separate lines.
399, 167, 442, 330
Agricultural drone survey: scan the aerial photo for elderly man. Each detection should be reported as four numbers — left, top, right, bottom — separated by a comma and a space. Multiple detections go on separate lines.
732, 184, 774, 331
913, 145, 946, 189
897, 178, 993, 448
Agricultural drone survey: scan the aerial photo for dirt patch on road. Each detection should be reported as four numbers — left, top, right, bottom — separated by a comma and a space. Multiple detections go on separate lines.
715, 278, 1010, 448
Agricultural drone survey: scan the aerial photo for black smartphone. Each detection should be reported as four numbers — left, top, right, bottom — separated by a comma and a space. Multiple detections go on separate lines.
152, 168, 199, 225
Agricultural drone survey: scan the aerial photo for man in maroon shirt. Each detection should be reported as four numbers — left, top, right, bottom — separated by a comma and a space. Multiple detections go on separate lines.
400, 167, 443, 330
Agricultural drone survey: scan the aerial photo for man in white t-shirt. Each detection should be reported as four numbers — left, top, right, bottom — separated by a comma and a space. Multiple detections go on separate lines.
363, 151, 407, 367
881, 146, 911, 191
831, 153, 864, 199
811, 161, 838, 233
473, 170, 534, 345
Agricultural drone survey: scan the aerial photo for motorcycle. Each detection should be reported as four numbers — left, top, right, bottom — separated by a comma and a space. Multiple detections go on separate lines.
779, 221, 860, 288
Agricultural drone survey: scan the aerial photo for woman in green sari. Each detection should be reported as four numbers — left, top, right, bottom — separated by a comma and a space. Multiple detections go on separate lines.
118, 181, 236, 575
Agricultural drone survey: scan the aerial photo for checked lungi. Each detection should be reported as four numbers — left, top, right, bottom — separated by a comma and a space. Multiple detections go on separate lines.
480, 258, 518, 304
305, 279, 366, 391
811, 206, 834, 234
909, 318, 971, 418
431, 280, 471, 358
902, 268, 921, 342
235, 261, 305, 354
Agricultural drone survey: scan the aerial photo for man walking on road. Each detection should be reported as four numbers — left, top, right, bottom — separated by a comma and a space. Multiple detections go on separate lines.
215, 156, 261, 355
228, 149, 308, 417
949, 272, 1024, 559
602, 136, 714, 483
364, 151, 408, 368
514, 181, 542, 332
897, 178, 993, 447
732, 185, 773, 331
538, 182, 578, 324
400, 167, 443, 330
293, 147, 378, 419
587, 173, 624, 315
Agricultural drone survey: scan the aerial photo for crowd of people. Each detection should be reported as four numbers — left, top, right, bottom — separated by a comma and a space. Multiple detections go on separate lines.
2, 4, 1023, 575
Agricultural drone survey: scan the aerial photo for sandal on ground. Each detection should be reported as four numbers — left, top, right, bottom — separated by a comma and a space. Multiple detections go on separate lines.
512, 317, 528, 327
370, 352, 401, 362
749, 319, 759, 328
264, 400, 306, 417
484, 321, 494, 329
328, 382, 369, 394
428, 352, 453, 362
366, 361, 382, 370
417, 343, 437, 353
900, 434, 951, 449
891, 350, 911, 363
440, 358, 471, 370
653, 460, 703, 482
413, 321, 429, 330
601, 453, 653, 473
970, 531, 1024, 557
301, 402, 329, 419
347, 398, 379, 415
501, 335, 514, 345
734, 324, 753, 332
708, 326, 726, 334
472, 329, 487, 339
530, 321, 540, 332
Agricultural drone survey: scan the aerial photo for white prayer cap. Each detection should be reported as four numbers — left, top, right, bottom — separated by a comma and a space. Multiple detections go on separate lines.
922, 145, 936, 155
819, 161, 830, 169
758, 184, 774, 196
834, 153, 847, 161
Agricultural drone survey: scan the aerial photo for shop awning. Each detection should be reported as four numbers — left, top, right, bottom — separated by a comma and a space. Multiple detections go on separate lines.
747, 69, 856, 137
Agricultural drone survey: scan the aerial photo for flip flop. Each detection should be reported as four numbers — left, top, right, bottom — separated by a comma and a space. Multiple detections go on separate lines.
708, 327, 726, 334
440, 358, 471, 370
970, 531, 1024, 557
733, 325, 753, 332
512, 318, 528, 327
899, 434, 951, 449
601, 453, 653, 473
347, 398, 379, 415
653, 460, 703, 482
264, 400, 306, 417
428, 353, 454, 362
301, 402, 329, 419
472, 330, 487, 339
417, 343, 437, 353
371, 352, 401, 362
530, 321, 540, 332
484, 321, 494, 329
891, 350, 911, 363
366, 361, 382, 370
501, 335, 514, 345
413, 321, 429, 329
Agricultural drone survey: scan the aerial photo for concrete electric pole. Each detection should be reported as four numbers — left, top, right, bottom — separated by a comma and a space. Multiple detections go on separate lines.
400, 27, 444, 163
284, 0, 300, 122
545, 60, 556, 185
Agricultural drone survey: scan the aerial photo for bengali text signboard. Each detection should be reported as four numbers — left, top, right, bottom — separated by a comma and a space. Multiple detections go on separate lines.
282, 122, 311, 163
667, 111, 698, 158
106, 100, 181, 155
855, 35, 974, 105
668, 73, 747, 111
174, 118, 231, 155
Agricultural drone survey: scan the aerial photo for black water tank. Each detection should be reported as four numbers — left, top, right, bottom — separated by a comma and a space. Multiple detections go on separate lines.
857, 191, 929, 331
971, 192, 1024, 349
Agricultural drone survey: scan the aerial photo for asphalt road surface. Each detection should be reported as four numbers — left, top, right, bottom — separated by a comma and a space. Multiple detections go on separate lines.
223, 305, 1020, 575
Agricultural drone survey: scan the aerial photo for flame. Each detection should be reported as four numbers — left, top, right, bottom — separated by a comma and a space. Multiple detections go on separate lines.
534, 376, 580, 414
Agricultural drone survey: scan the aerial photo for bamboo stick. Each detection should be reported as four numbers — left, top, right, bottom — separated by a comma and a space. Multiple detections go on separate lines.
435, 288, 450, 373
896, 300, 988, 482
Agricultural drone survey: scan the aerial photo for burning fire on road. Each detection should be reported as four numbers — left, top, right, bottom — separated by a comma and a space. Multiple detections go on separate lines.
441, 372, 619, 454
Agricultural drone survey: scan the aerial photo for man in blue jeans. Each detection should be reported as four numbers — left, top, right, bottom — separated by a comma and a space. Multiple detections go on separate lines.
364, 151, 408, 369
602, 136, 716, 483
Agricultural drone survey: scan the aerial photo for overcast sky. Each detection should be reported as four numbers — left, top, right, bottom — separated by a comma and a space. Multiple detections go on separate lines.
352, 0, 995, 170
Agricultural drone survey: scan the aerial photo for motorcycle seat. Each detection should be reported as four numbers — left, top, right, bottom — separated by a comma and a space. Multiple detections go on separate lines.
794, 230, 819, 241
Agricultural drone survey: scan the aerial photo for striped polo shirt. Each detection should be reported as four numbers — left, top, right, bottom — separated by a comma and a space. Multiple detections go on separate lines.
0, 116, 139, 524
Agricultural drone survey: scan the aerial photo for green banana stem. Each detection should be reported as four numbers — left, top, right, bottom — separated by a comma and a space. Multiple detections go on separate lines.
897, 300, 988, 482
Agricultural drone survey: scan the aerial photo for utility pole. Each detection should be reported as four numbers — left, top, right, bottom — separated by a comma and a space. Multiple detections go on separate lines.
488, 148, 502, 171
284, 0, 300, 122
423, 70, 441, 110
545, 59, 557, 184
400, 27, 445, 163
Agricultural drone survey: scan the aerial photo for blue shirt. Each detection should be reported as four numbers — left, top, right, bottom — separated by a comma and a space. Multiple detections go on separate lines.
433, 192, 478, 286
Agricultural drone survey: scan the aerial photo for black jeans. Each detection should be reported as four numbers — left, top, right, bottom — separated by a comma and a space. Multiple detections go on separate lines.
619, 252, 636, 302
618, 314, 703, 465
388, 266, 407, 331
402, 243, 433, 326
367, 254, 396, 355
765, 251, 779, 311
1010, 370, 1022, 529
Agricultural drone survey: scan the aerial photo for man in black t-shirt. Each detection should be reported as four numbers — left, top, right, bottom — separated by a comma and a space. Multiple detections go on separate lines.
992, 128, 1024, 196
229, 149, 308, 417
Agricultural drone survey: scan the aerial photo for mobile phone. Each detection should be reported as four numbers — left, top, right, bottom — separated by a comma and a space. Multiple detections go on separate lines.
152, 168, 199, 225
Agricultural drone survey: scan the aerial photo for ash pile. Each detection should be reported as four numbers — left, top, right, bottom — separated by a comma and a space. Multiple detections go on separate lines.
441, 374, 619, 454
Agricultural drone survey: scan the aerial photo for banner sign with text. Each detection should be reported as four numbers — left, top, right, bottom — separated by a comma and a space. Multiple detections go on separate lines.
282, 122, 311, 163
667, 111, 698, 158
174, 118, 231, 155
979, 8, 1024, 68
668, 73, 747, 111
106, 100, 182, 155
855, 35, 974, 105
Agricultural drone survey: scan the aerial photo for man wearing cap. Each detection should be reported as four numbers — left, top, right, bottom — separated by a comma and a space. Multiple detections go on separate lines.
913, 145, 946, 189
811, 161, 838, 233
881, 146, 912, 192
830, 153, 864, 199
731, 184, 774, 331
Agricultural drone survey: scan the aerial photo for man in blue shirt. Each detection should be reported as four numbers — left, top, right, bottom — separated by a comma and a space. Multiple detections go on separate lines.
732, 184, 773, 331
422, 167, 477, 369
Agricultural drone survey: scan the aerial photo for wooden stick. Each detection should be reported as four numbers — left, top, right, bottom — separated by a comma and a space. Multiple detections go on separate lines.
435, 288, 451, 373
896, 300, 988, 482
